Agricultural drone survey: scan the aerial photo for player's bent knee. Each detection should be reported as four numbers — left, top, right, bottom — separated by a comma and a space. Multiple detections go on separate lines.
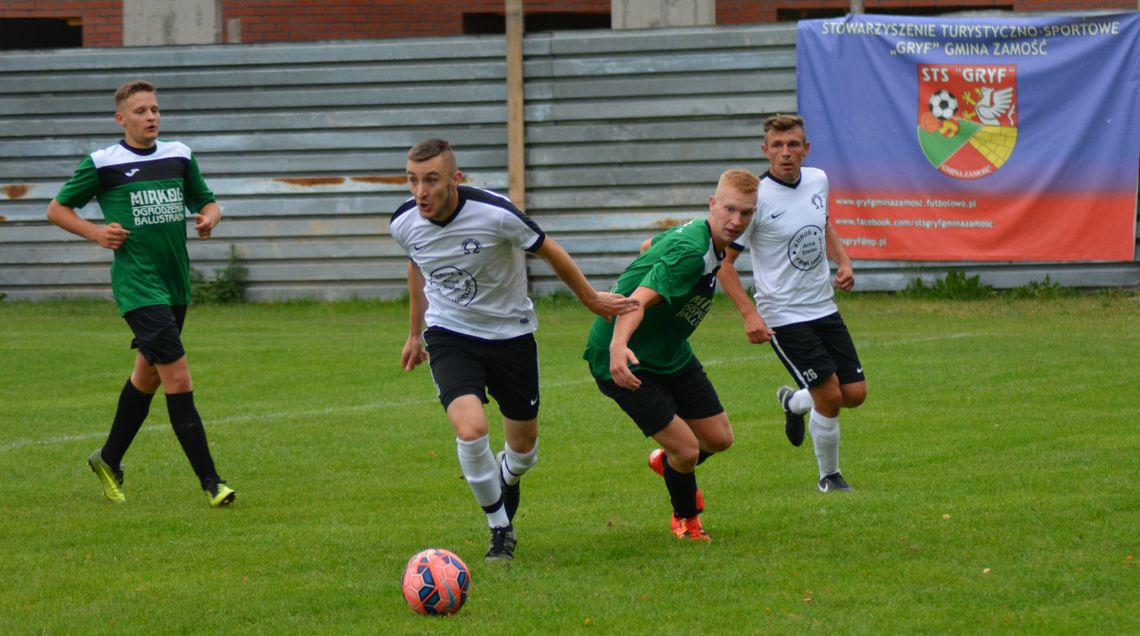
705, 431, 734, 453
815, 395, 842, 415
810, 381, 843, 413
455, 429, 490, 443
666, 445, 700, 471
841, 383, 867, 408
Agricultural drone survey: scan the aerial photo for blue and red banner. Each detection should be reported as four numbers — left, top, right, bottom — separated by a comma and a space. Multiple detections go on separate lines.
797, 13, 1140, 262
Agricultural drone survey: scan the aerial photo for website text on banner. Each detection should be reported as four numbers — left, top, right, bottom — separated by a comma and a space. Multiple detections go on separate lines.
796, 13, 1140, 262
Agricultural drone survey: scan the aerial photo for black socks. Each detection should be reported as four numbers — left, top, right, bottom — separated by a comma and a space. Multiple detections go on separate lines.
101, 379, 154, 471
166, 391, 219, 488
661, 456, 700, 519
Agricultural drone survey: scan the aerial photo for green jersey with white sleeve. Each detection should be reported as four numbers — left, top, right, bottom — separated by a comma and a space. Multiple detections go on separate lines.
55, 140, 215, 314
583, 219, 723, 380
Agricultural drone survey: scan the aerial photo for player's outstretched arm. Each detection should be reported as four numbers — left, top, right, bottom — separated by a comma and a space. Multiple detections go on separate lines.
46, 199, 129, 250
825, 221, 855, 291
401, 262, 429, 371
717, 247, 773, 344
534, 238, 638, 320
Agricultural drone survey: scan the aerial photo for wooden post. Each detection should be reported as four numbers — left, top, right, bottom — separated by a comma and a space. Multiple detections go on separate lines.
505, 0, 526, 210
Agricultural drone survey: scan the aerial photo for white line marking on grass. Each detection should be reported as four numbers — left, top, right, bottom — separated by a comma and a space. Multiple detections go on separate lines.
4, 332, 980, 453
2, 431, 113, 452
0, 397, 438, 453
866, 332, 978, 347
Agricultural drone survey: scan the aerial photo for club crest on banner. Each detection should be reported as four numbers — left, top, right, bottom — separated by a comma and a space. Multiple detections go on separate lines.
917, 64, 1018, 180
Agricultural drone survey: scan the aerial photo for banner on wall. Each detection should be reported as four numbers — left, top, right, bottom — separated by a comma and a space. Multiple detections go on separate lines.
796, 13, 1140, 262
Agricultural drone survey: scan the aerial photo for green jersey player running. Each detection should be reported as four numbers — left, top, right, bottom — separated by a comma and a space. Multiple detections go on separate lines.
46, 79, 236, 508
584, 169, 758, 542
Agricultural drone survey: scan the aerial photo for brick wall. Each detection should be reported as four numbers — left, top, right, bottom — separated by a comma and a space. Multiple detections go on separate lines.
718, 0, 1136, 24
220, 0, 612, 43
1016, 0, 1134, 8
0, 0, 1132, 47
0, 0, 123, 47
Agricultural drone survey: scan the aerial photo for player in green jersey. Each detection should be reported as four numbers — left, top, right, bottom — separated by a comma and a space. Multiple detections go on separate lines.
583, 169, 758, 541
46, 80, 236, 508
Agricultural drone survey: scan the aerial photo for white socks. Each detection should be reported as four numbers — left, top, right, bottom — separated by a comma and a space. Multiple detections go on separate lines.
808, 409, 840, 478
790, 388, 814, 414
456, 436, 509, 528
501, 440, 538, 487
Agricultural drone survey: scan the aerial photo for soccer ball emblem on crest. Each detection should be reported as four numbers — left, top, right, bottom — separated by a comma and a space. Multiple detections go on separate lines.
928, 89, 958, 120
401, 548, 471, 615
917, 64, 1018, 180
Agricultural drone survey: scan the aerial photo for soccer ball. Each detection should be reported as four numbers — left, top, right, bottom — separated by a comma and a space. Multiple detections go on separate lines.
928, 89, 958, 120
401, 548, 470, 615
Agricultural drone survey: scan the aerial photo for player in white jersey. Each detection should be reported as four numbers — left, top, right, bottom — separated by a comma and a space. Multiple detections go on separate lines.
717, 115, 868, 493
391, 138, 636, 561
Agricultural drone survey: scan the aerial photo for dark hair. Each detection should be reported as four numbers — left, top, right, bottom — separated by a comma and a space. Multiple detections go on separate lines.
114, 80, 156, 110
407, 138, 453, 162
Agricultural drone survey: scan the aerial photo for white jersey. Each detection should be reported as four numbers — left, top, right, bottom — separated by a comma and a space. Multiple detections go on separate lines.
390, 185, 544, 340
731, 168, 836, 328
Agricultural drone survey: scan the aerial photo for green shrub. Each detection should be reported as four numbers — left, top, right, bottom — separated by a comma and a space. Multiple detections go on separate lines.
902, 269, 994, 300
191, 244, 249, 304
1007, 274, 1074, 300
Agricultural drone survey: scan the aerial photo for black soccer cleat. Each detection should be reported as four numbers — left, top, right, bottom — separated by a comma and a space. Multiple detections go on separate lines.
485, 525, 517, 562
777, 386, 806, 447
817, 472, 854, 493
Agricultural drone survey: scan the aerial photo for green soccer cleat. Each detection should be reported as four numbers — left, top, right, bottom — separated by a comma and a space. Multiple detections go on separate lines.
88, 449, 125, 503
204, 479, 236, 507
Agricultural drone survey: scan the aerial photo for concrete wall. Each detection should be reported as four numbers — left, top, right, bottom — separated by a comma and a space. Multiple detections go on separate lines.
122, 0, 219, 46
611, 0, 715, 29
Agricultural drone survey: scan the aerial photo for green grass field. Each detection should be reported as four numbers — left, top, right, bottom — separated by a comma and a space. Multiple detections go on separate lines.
2, 293, 1138, 634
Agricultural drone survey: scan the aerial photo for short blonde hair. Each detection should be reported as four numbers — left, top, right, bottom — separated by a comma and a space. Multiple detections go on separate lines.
114, 80, 156, 111
717, 168, 760, 195
762, 114, 805, 135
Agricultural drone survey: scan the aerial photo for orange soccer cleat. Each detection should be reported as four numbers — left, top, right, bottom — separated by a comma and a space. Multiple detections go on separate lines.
669, 513, 711, 542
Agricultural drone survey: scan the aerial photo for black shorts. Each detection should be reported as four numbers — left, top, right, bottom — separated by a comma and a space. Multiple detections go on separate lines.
124, 304, 188, 365
424, 327, 540, 421
593, 357, 724, 437
770, 312, 864, 389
